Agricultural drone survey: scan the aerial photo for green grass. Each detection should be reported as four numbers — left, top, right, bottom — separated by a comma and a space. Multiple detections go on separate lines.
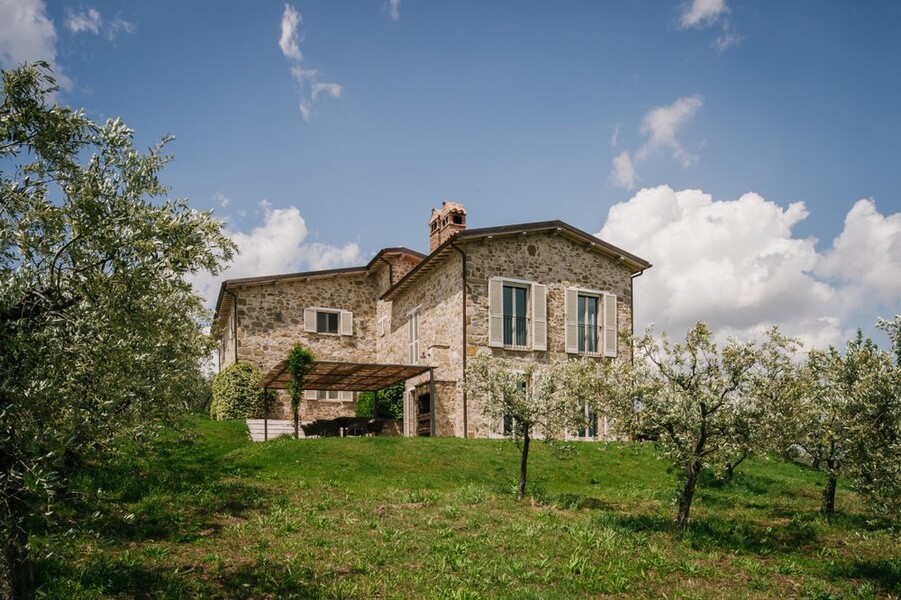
33, 417, 900, 599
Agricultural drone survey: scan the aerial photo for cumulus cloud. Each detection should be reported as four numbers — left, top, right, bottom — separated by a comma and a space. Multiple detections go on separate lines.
816, 199, 901, 307
597, 186, 901, 349
65, 7, 134, 39
279, 4, 342, 122
679, 0, 741, 52
385, 0, 401, 21
609, 96, 703, 190
189, 202, 362, 308
0, 0, 70, 86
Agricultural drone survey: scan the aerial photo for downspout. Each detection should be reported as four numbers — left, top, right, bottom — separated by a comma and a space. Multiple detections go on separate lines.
629, 269, 646, 365
224, 288, 239, 365
450, 241, 467, 438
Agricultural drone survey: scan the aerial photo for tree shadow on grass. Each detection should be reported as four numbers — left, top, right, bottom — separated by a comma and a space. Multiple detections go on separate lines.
830, 557, 901, 595
549, 493, 621, 511
598, 509, 822, 555
35, 426, 278, 595
35, 553, 323, 599
59, 432, 268, 543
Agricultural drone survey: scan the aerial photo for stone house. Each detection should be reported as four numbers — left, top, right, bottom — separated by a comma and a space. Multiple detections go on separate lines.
213, 202, 651, 438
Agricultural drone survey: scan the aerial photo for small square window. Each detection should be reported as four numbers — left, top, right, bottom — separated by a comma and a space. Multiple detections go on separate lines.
316, 311, 339, 334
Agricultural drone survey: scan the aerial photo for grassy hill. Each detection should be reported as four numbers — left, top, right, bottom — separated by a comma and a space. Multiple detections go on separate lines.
35, 417, 899, 598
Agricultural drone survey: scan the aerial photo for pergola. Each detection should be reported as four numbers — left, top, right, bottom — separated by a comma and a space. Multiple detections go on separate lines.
258, 360, 434, 440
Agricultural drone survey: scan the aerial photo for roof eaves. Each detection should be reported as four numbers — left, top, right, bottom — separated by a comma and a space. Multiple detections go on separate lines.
381, 219, 652, 300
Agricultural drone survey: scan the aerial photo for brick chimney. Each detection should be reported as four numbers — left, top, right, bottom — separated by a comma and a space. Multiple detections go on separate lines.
429, 201, 467, 252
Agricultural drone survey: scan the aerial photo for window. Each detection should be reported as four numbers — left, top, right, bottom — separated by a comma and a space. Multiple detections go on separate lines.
498, 378, 527, 437
565, 288, 617, 357
488, 278, 546, 351
503, 284, 529, 348
316, 311, 339, 334
575, 402, 598, 439
408, 307, 420, 364
305, 389, 354, 402
577, 294, 599, 354
304, 307, 353, 336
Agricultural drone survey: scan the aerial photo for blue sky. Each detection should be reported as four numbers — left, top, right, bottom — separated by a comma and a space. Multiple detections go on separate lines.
2, 0, 900, 348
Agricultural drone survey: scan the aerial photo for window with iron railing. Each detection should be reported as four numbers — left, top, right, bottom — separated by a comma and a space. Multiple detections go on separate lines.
502, 284, 529, 348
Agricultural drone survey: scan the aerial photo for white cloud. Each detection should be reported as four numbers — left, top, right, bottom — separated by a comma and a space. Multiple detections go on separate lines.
386, 0, 401, 21
189, 202, 362, 308
713, 26, 741, 52
597, 186, 900, 349
279, 3, 302, 61
65, 7, 134, 39
66, 7, 101, 34
213, 192, 230, 208
679, 0, 741, 52
816, 199, 901, 307
609, 151, 637, 190
680, 0, 728, 29
0, 0, 70, 87
311, 81, 342, 100
609, 96, 703, 189
610, 123, 621, 148
279, 4, 342, 122
635, 95, 703, 165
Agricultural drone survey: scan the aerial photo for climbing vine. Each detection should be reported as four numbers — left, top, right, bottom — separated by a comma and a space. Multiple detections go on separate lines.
286, 343, 315, 438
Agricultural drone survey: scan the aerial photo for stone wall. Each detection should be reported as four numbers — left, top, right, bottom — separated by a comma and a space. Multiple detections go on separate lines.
228, 271, 378, 370
462, 231, 635, 437
263, 390, 357, 421
215, 231, 638, 438
378, 250, 464, 436
223, 271, 379, 421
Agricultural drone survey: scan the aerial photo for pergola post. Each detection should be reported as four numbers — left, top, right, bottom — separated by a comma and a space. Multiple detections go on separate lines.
429, 368, 436, 437
264, 386, 269, 442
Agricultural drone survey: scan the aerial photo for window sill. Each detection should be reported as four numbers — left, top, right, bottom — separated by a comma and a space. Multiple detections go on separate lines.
502, 345, 533, 352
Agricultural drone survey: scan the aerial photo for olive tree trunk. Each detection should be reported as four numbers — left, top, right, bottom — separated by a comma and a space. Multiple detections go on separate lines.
676, 457, 702, 530
517, 427, 531, 501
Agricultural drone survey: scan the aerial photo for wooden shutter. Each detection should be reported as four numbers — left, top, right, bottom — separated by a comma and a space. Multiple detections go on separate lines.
488, 278, 504, 347
531, 283, 547, 351
338, 391, 354, 402
565, 288, 579, 354
340, 310, 353, 336
408, 311, 419, 364
303, 308, 317, 332
604, 294, 618, 358
304, 389, 317, 400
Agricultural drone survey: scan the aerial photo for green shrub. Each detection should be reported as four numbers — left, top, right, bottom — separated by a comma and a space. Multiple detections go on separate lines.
356, 382, 404, 419
210, 363, 267, 420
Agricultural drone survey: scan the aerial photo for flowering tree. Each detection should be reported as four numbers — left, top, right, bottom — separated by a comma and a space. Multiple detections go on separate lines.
615, 322, 764, 530
465, 351, 577, 500
784, 331, 900, 517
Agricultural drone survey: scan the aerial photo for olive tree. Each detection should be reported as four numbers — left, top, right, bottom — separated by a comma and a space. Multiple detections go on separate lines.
465, 351, 577, 500
785, 331, 900, 518
613, 322, 766, 530
0, 63, 234, 598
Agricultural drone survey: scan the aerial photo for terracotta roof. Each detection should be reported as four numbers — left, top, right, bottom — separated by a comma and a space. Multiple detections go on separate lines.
381, 220, 652, 300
